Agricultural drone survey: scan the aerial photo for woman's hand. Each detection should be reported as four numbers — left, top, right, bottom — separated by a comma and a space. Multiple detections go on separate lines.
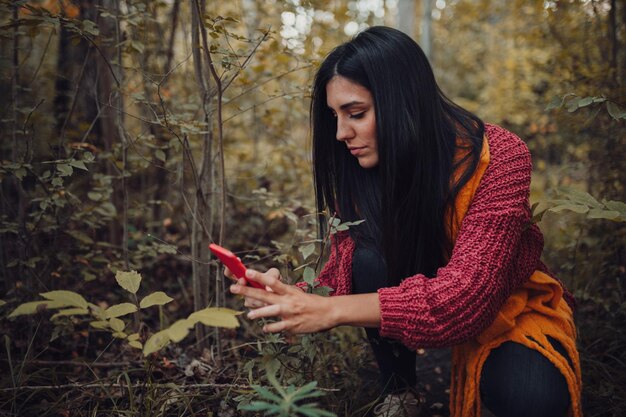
229, 268, 336, 334
223, 266, 276, 309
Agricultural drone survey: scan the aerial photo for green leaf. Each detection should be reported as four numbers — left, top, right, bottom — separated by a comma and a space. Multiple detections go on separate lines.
588, 208, 621, 220
127, 333, 140, 342
115, 270, 142, 294
56, 163, 73, 177
545, 95, 563, 111
549, 204, 589, 214
140, 291, 173, 309
40, 290, 88, 309
143, 330, 170, 355
303, 267, 316, 286
300, 243, 316, 260
603, 200, 626, 217
14, 167, 27, 180
566, 99, 579, 113
312, 286, 334, 297
577, 96, 594, 107
188, 307, 240, 328
109, 317, 126, 332
66, 230, 94, 244
0, 300, 6, 307
155, 149, 166, 162
558, 187, 603, 208
607, 101, 625, 120
87, 191, 102, 201
250, 385, 282, 403
165, 319, 195, 343
69, 160, 88, 171
8, 300, 67, 317
112, 332, 127, 339
105, 303, 138, 318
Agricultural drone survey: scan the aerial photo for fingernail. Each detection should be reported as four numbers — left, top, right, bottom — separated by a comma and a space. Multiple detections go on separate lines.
230, 285, 239, 293
245, 270, 254, 278
247, 311, 255, 319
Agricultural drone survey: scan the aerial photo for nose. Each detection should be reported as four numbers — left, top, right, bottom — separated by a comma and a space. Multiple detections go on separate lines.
336, 117, 354, 142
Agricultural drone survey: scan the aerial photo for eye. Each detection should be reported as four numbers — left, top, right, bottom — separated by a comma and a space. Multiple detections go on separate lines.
349, 112, 365, 119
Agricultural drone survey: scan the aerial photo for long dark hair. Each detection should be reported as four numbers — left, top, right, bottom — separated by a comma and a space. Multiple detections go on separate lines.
312, 26, 484, 283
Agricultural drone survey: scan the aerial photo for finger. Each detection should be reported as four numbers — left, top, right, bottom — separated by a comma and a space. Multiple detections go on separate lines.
224, 267, 236, 281
247, 304, 281, 320
244, 298, 266, 308
267, 268, 282, 280
262, 320, 290, 333
230, 283, 279, 305
246, 269, 287, 294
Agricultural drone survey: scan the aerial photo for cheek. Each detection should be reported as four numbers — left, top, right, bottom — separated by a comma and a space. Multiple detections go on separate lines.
367, 120, 378, 147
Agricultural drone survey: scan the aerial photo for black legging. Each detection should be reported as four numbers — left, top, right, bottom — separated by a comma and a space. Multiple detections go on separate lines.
351, 244, 571, 416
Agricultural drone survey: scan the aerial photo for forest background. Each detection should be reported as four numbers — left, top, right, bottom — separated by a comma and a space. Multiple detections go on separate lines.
0, 0, 624, 416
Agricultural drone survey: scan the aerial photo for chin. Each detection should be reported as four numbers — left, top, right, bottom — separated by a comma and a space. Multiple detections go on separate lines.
358, 158, 379, 169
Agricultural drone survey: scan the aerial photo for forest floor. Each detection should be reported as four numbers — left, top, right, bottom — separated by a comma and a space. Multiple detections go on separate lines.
1, 250, 623, 416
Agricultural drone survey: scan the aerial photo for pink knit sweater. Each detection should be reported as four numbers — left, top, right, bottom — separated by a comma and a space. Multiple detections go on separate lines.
313, 124, 574, 349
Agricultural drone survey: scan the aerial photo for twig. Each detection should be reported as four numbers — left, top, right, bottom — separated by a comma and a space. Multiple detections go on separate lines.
16, 360, 137, 368
0, 382, 340, 393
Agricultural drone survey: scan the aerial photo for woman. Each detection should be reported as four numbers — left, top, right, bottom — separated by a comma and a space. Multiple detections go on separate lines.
228, 26, 581, 417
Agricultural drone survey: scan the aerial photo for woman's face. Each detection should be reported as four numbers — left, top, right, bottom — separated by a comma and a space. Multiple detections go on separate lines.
326, 76, 378, 169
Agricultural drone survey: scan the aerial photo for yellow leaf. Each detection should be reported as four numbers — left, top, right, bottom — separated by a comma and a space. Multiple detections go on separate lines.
112, 332, 127, 339
166, 319, 194, 343
115, 270, 142, 294
127, 333, 140, 342
105, 303, 137, 318
40, 290, 88, 309
140, 291, 173, 309
90, 320, 109, 329
51, 308, 89, 320
143, 330, 170, 355
128, 340, 143, 349
9, 300, 67, 318
109, 317, 126, 332
188, 307, 240, 328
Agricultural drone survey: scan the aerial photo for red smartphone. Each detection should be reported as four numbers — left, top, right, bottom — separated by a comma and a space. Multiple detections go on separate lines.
209, 243, 265, 289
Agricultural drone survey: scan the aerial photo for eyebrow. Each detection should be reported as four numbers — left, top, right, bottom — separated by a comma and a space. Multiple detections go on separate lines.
328, 101, 366, 112
339, 101, 365, 110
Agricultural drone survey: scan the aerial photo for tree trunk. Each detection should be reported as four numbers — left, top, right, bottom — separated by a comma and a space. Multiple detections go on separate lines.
420, 0, 433, 61
397, 0, 416, 39
190, 0, 213, 348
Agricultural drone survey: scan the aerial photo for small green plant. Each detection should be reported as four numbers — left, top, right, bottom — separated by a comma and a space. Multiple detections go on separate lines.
546, 93, 626, 121
532, 186, 626, 223
239, 366, 336, 417
6, 270, 240, 355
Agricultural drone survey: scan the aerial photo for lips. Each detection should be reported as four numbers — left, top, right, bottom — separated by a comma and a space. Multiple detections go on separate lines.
349, 146, 366, 156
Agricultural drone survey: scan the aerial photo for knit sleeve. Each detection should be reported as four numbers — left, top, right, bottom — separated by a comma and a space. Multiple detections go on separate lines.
295, 231, 353, 296
377, 126, 543, 349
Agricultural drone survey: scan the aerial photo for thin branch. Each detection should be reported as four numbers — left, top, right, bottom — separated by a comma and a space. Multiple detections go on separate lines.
193, 0, 225, 246
0, 382, 340, 393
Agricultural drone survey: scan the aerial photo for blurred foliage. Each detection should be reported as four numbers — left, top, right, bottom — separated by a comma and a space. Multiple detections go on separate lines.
0, 0, 624, 415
